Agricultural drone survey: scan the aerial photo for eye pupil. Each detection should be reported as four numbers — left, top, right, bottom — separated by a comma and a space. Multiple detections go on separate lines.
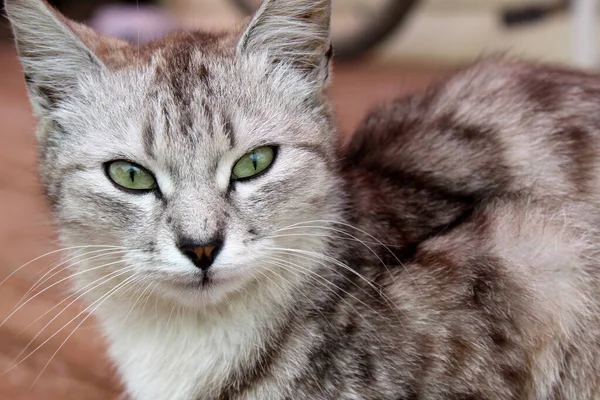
129, 168, 136, 183
250, 153, 258, 170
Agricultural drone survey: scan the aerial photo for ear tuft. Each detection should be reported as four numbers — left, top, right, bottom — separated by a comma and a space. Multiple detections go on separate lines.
5, 0, 105, 115
237, 0, 332, 85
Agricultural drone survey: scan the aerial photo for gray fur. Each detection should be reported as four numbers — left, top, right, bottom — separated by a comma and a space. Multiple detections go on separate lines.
6, 0, 600, 399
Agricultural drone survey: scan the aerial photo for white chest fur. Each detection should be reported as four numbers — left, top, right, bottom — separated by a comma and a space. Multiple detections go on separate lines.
97, 297, 272, 400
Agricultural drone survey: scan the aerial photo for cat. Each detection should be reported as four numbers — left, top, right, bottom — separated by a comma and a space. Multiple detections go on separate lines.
6, 0, 600, 398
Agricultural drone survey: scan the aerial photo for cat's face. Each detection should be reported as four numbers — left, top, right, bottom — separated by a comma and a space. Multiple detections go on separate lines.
7, 0, 341, 306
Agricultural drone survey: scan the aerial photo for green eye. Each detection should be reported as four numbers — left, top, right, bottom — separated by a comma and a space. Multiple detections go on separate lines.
232, 146, 276, 180
107, 161, 157, 191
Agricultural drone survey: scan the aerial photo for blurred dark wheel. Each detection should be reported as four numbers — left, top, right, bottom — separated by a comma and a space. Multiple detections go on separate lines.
44, 0, 156, 21
230, 0, 419, 61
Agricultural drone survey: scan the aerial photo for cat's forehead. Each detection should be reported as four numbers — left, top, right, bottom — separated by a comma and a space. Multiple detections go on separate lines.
145, 49, 312, 148
61, 39, 326, 177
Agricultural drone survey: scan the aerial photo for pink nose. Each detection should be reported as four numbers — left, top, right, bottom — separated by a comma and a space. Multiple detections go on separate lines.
190, 245, 217, 260
179, 241, 222, 271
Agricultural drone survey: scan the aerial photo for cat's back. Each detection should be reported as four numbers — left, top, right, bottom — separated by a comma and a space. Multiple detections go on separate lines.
345, 59, 600, 201
339, 59, 600, 398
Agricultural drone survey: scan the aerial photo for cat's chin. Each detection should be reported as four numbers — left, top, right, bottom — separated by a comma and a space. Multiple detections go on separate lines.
157, 273, 254, 308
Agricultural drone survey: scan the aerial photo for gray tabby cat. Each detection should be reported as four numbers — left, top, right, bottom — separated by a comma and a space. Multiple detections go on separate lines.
5, 0, 600, 398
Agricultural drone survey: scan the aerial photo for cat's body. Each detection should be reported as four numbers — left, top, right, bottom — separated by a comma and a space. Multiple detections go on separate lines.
5, 0, 600, 398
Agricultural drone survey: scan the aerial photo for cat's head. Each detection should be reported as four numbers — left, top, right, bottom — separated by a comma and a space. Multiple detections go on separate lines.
6, 0, 343, 307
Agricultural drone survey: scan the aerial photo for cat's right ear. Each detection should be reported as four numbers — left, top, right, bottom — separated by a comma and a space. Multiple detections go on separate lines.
237, 0, 332, 88
4, 0, 105, 117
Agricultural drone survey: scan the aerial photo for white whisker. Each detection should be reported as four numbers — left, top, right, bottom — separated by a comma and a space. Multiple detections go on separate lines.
274, 219, 421, 291
27, 273, 142, 388
260, 260, 334, 324
1, 258, 132, 328
265, 246, 405, 323
0, 245, 125, 288
14, 266, 137, 346
6, 272, 140, 376
264, 256, 383, 328
123, 281, 156, 324
17, 249, 135, 310
266, 253, 389, 319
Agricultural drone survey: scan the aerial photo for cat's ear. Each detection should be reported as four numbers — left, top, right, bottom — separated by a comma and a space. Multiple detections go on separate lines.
5, 0, 106, 116
237, 0, 332, 87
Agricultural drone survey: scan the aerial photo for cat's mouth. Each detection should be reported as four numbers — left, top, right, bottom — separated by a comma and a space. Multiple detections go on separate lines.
167, 274, 211, 290
156, 269, 252, 306
170, 279, 209, 290
164, 270, 233, 291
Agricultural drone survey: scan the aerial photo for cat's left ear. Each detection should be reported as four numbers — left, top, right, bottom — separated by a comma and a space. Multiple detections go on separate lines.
5, 0, 107, 118
237, 0, 332, 88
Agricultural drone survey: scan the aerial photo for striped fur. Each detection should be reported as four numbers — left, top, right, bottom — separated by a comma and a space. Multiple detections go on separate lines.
6, 0, 600, 398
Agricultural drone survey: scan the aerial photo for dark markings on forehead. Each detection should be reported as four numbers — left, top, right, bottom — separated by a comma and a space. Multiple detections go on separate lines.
198, 65, 215, 142
200, 97, 214, 139
177, 106, 198, 141
161, 102, 172, 139
198, 63, 210, 86
222, 114, 235, 148
143, 118, 155, 158
155, 50, 201, 137
157, 50, 214, 140
172, 53, 195, 137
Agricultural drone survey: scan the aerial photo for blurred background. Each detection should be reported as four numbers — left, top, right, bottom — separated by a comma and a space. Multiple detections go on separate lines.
0, 0, 598, 398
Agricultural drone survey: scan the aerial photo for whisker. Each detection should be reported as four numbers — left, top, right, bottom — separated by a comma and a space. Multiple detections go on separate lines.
266, 254, 389, 319
265, 246, 405, 323
274, 220, 421, 293
274, 224, 395, 274
8, 273, 141, 375
266, 229, 402, 287
264, 257, 382, 326
265, 246, 382, 296
265, 256, 335, 300
123, 281, 156, 325
27, 273, 142, 388
264, 232, 387, 247
14, 266, 137, 346
0, 259, 132, 328
17, 249, 134, 310
165, 294, 178, 331
268, 253, 378, 303
277, 219, 408, 266
0, 245, 125, 288
259, 261, 334, 325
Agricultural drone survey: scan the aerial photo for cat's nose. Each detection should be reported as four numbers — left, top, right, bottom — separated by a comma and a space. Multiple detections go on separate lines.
179, 240, 222, 271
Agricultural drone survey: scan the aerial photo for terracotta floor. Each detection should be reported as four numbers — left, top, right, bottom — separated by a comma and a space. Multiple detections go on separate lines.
0, 42, 442, 399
